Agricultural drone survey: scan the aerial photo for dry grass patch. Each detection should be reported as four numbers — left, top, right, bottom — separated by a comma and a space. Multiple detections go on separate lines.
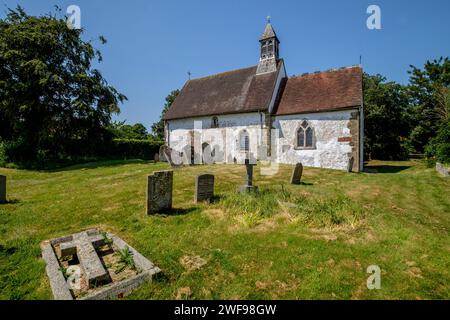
180, 255, 207, 272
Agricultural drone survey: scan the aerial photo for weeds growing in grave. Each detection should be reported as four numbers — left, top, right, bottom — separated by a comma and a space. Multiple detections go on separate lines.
101, 231, 113, 248
58, 265, 68, 279
114, 246, 136, 273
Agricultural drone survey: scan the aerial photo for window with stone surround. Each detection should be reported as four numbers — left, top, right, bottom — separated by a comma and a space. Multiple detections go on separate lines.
296, 120, 315, 149
239, 130, 250, 152
211, 116, 219, 128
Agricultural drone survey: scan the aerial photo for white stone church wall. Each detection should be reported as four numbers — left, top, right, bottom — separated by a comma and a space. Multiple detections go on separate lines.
273, 110, 356, 170
167, 112, 264, 164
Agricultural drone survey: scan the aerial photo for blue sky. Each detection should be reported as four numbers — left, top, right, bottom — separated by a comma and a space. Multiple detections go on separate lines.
2, 0, 450, 130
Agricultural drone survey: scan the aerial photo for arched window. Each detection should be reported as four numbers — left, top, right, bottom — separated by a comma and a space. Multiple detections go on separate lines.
211, 116, 219, 128
267, 40, 274, 56
296, 120, 315, 149
261, 41, 269, 59
239, 130, 250, 152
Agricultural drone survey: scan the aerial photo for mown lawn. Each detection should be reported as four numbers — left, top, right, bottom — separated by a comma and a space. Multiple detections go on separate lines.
0, 160, 449, 299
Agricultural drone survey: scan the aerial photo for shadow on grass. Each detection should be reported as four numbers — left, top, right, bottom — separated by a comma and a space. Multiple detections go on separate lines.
0, 245, 17, 255
364, 165, 412, 174
0, 199, 20, 204
152, 272, 170, 284
152, 207, 197, 217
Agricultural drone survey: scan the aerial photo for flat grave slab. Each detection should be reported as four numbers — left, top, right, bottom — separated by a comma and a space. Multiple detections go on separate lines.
41, 228, 160, 300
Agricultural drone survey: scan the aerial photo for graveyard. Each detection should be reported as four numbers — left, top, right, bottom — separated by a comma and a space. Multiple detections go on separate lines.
0, 159, 449, 299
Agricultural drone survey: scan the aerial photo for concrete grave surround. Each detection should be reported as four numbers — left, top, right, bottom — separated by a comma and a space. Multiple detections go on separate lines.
0, 175, 5, 204
146, 170, 173, 214
195, 174, 214, 203
290, 163, 303, 184
41, 229, 161, 300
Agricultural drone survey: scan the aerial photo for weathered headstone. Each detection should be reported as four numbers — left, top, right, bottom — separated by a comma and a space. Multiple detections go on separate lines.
159, 145, 167, 162
195, 174, 214, 203
161, 145, 182, 167
146, 170, 173, 214
0, 175, 6, 204
154, 153, 159, 162
347, 157, 354, 173
436, 162, 450, 177
240, 159, 258, 193
59, 230, 108, 288
290, 163, 303, 184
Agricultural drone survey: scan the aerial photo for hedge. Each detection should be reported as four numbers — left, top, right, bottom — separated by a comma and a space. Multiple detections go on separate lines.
110, 139, 163, 160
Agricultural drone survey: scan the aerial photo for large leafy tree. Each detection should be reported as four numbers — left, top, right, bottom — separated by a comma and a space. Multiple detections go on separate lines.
0, 7, 127, 164
151, 89, 179, 140
109, 122, 149, 140
363, 73, 411, 160
408, 57, 450, 153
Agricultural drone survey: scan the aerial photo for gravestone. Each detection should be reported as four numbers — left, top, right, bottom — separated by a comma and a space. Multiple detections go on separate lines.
347, 157, 354, 173
0, 175, 6, 204
159, 145, 167, 162
161, 145, 183, 167
240, 159, 258, 193
59, 230, 109, 288
290, 163, 303, 184
154, 153, 159, 162
195, 174, 214, 203
146, 170, 173, 214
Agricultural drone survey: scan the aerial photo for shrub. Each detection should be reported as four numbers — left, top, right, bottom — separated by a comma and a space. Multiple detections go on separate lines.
425, 120, 450, 164
109, 139, 163, 160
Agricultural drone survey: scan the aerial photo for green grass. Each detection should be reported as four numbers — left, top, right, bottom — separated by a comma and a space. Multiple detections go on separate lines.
0, 159, 449, 299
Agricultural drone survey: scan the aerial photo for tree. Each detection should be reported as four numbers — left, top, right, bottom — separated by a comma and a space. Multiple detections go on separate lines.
408, 57, 450, 153
151, 89, 180, 140
109, 122, 149, 140
363, 73, 412, 160
423, 86, 450, 163
0, 7, 127, 164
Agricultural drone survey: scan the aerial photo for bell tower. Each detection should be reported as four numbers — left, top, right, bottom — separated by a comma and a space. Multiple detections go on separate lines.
256, 17, 280, 75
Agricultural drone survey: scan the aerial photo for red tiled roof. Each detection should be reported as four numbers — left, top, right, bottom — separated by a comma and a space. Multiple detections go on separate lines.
274, 66, 362, 115
163, 62, 281, 120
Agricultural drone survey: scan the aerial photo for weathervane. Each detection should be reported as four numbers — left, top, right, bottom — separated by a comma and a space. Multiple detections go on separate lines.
187, 71, 191, 80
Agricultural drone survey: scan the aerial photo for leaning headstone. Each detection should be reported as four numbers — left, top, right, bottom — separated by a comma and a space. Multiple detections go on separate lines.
162, 146, 182, 167
195, 174, 214, 203
240, 159, 258, 193
0, 175, 6, 204
146, 170, 173, 214
347, 157, 354, 173
290, 163, 303, 184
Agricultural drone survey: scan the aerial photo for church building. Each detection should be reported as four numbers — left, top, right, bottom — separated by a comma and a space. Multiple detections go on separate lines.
163, 20, 364, 172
